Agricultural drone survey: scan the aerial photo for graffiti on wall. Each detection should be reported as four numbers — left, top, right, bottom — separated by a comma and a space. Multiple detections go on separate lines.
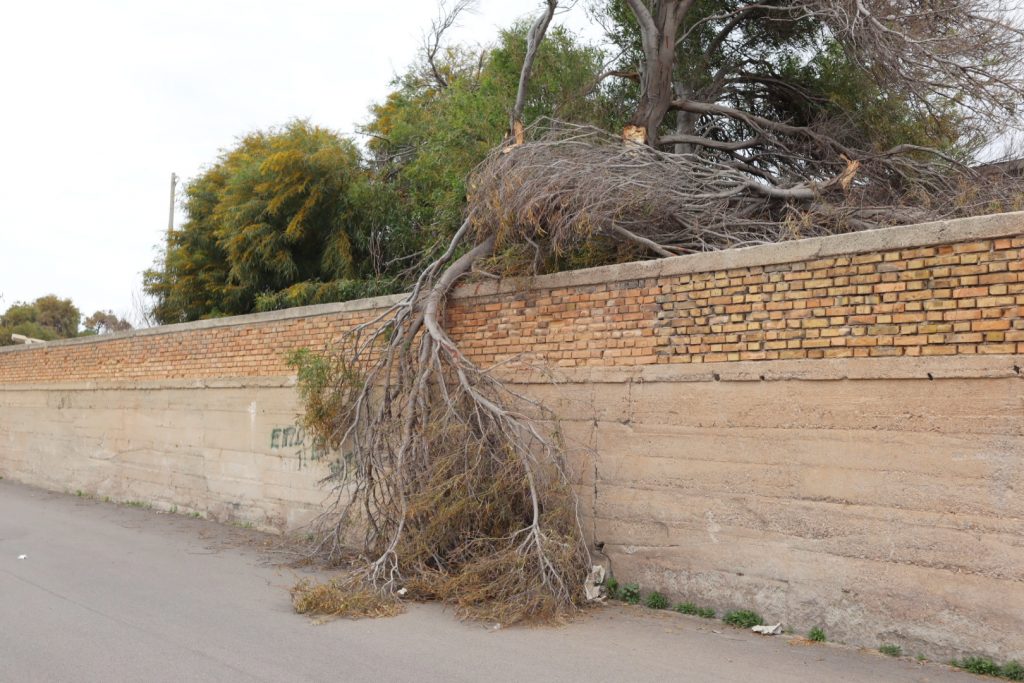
269, 424, 351, 479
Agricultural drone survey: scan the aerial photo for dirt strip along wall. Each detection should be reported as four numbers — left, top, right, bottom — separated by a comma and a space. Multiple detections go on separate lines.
1, 212, 1022, 661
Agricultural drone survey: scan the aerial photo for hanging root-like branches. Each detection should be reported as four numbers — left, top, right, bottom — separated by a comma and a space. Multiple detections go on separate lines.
290, 1, 593, 625
292, 217, 589, 623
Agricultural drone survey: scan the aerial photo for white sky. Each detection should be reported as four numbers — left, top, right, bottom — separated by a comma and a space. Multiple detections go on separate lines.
0, 0, 597, 324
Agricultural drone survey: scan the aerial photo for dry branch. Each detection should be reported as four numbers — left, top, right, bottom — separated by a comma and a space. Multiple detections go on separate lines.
466, 119, 1024, 261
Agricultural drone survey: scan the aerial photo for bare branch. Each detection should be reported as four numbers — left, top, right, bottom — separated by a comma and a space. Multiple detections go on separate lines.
423, 0, 477, 90
510, 0, 559, 139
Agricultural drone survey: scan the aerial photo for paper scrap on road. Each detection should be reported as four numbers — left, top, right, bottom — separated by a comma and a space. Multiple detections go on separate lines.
584, 565, 606, 602
17, 554, 27, 560
752, 623, 783, 635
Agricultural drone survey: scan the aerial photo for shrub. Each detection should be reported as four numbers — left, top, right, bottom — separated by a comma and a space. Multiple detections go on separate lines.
951, 657, 1000, 676
951, 656, 1024, 679
1002, 661, 1024, 681
620, 583, 641, 605
724, 609, 762, 629
807, 627, 826, 642
644, 591, 669, 609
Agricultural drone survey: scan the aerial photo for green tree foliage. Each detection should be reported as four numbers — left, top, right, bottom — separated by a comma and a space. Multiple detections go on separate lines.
0, 295, 81, 345
594, 0, 966, 157
145, 120, 391, 324
362, 24, 614, 250
146, 27, 614, 323
1, 302, 39, 329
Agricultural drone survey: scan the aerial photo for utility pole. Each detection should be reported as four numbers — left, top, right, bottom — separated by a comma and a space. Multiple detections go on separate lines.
165, 172, 179, 278
168, 172, 178, 235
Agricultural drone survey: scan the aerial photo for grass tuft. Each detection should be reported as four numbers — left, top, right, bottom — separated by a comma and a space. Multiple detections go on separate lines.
644, 591, 670, 609
723, 609, 762, 629
674, 602, 715, 618
807, 626, 826, 642
675, 602, 697, 615
879, 644, 902, 657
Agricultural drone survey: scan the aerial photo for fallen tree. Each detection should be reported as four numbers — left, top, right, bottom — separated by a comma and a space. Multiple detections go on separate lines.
291, 0, 1024, 623
292, 1, 592, 624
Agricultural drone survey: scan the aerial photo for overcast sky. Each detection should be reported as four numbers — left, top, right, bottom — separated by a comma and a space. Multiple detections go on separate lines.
0, 0, 597, 323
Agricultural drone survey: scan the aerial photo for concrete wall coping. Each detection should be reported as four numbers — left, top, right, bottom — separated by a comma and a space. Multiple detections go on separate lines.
523, 353, 1023, 384
1, 354, 1018, 390
456, 211, 1024, 298
2, 211, 1021, 356
0, 376, 299, 391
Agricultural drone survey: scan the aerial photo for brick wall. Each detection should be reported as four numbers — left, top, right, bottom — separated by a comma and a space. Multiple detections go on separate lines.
1, 213, 1022, 384
451, 236, 1023, 367
0, 304, 386, 384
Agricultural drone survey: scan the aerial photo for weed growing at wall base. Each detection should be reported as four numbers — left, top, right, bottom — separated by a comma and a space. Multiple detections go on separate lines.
879, 644, 902, 657
674, 602, 715, 618
951, 656, 1024, 680
620, 583, 641, 605
724, 610, 762, 629
644, 592, 669, 609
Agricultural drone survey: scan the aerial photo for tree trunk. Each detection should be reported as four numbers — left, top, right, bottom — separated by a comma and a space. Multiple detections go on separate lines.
672, 81, 697, 154
624, 1, 689, 147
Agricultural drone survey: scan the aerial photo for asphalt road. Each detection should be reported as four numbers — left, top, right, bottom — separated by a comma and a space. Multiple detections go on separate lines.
0, 479, 980, 682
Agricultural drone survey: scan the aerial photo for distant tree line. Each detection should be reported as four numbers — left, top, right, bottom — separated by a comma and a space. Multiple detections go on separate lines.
0, 295, 131, 346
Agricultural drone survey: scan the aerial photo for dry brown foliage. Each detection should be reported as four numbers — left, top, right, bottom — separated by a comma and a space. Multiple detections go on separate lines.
291, 576, 404, 620
293, 313, 590, 624
466, 121, 1024, 266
